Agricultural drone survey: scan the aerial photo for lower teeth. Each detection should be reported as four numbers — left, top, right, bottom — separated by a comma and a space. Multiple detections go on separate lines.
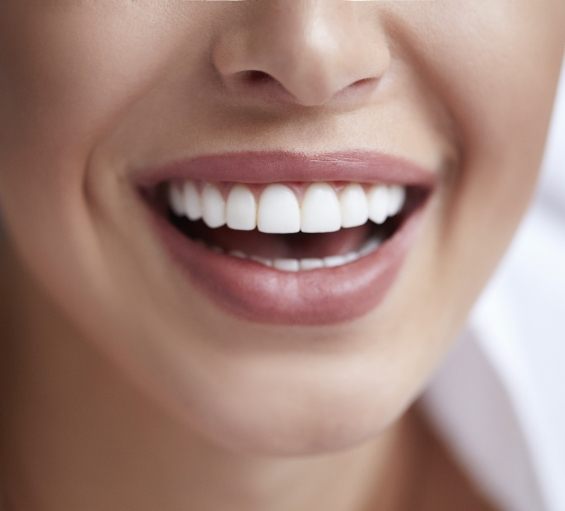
194, 235, 384, 272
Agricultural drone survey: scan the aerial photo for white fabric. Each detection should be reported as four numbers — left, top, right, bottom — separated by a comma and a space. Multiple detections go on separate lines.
422, 59, 565, 511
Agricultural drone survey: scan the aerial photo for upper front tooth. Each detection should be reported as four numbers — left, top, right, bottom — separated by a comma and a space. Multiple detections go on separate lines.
387, 185, 406, 217
226, 185, 257, 231
169, 183, 185, 216
171, 181, 406, 232
201, 184, 226, 228
301, 183, 341, 233
257, 184, 301, 234
183, 181, 202, 221
340, 184, 369, 228
368, 185, 390, 224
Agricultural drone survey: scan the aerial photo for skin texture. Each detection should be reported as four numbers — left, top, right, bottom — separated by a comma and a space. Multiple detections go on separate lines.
0, 1, 563, 510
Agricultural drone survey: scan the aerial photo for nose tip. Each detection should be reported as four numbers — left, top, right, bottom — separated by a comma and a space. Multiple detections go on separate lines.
212, 4, 390, 109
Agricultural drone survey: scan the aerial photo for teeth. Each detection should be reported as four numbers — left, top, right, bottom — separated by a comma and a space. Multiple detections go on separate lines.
273, 258, 300, 272
321, 252, 360, 268
387, 185, 406, 217
229, 250, 247, 259
201, 184, 226, 228
359, 237, 383, 257
250, 255, 273, 267
212, 235, 382, 272
226, 185, 257, 231
257, 184, 301, 234
183, 182, 202, 221
367, 185, 390, 225
169, 180, 393, 270
323, 255, 348, 268
169, 183, 185, 216
299, 258, 326, 270
343, 252, 360, 263
168, 181, 407, 232
340, 184, 369, 228
301, 183, 341, 233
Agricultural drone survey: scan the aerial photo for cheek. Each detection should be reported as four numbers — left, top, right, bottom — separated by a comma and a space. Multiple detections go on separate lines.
447, 7, 562, 288
0, 6, 187, 283
374, 1, 564, 349
0, 7, 193, 343
410, 2, 561, 281
0, 5, 192, 205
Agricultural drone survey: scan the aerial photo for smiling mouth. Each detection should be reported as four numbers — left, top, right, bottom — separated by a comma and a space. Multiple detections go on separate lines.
137, 151, 437, 325
159, 180, 424, 271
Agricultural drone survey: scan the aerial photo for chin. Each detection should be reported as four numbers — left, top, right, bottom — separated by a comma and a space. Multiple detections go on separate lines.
150, 348, 415, 457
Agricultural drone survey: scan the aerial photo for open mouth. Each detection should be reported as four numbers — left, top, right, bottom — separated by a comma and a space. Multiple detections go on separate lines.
137, 151, 436, 325
145, 180, 427, 272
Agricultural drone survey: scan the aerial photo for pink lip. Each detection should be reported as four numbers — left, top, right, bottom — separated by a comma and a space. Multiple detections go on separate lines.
136, 150, 438, 187
137, 151, 437, 326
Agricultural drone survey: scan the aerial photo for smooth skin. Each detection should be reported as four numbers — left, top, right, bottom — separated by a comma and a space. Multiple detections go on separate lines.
0, 1, 563, 510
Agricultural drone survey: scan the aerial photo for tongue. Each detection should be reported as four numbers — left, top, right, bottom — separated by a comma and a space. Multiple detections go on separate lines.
187, 221, 373, 259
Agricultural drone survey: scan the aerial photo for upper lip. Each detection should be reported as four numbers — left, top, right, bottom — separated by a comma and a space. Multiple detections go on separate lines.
135, 150, 439, 189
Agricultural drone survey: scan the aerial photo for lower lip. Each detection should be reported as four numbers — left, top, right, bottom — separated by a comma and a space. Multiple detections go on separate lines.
148, 202, 430, 326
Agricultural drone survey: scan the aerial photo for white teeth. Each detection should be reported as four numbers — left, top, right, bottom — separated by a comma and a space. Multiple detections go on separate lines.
250, 255, 273, 267
343, 252, 360, 263
168, 181, 408, 232
367, 185, 390, 225
201, 184, 226, 228
301, 183, 341, 233
169, 183, 185, 216
257, 184, 301, 234
226, 185, 257, 231
359, 237, 383, 257
299, 258, 325, 270
206, 235, 382, 272
183, 182, 202, 221
323, 255, 348, 268
387, 185, 406, 217
229, 250, 247, 259
273, 258, 300, 272
340, 184, 369, 228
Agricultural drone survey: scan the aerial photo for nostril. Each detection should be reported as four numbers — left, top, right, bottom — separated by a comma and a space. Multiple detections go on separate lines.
243, 70, 276, 85
231, 69, 296, 103
351, 77, 377, 89
225, 69, 381, 108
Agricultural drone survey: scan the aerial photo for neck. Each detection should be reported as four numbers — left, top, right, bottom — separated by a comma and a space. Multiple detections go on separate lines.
0, 243, 414, 511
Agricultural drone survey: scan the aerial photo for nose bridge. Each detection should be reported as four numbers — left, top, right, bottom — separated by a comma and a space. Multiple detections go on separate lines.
212, 0, 390, 108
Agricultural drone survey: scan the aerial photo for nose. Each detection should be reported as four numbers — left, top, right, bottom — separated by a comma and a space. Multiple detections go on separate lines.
212, 1, 390, 109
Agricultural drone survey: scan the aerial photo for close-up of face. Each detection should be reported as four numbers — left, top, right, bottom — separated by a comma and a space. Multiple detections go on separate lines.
0, 0, 563, 460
